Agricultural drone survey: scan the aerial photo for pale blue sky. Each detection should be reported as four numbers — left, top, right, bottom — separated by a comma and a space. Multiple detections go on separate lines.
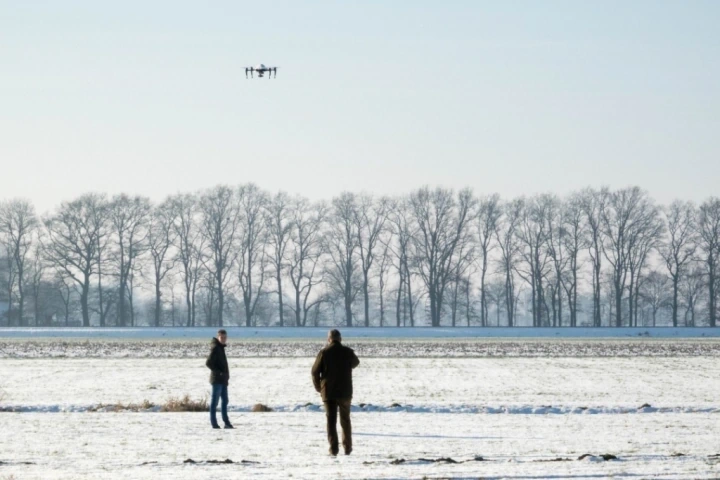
2, 1, 719, 212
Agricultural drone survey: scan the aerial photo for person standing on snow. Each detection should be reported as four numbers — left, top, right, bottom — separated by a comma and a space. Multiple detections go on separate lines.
205, 329, 234, 429
311, 329, 360, 456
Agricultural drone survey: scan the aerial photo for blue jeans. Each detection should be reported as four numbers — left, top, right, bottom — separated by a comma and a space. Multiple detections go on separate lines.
210, 384, 230, 427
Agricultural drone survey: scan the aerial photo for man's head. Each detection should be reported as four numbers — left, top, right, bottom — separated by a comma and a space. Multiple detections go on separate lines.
328, 329, 341, 344
217, 329, 227, 345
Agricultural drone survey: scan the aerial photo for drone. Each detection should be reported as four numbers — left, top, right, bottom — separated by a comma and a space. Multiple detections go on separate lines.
245, 64, 278, 79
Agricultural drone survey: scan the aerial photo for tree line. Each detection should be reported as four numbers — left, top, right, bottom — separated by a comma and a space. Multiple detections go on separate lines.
1, 185, 719, 328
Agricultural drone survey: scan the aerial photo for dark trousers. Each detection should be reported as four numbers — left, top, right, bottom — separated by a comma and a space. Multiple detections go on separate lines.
324, 398, 352, 452
210, 383, 230, 427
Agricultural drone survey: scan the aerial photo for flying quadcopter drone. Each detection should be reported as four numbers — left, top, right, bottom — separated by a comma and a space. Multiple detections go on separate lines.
245, 64, 278, 79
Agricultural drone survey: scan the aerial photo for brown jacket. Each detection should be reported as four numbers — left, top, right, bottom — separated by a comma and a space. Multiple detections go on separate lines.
311, 341, 360, 401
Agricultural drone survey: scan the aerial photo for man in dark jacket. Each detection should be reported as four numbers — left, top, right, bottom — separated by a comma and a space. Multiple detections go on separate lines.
205, 329, 233, 429
311, 329, 360, 456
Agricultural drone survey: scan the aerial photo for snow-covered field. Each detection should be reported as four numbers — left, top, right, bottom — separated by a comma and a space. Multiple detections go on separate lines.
2, 337, 720, 479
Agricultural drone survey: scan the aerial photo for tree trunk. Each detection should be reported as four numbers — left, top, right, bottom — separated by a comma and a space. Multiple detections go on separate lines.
216, 270, 224, 327
154, 280, 162, 327
708, 251, 717, 327
276, 270, 284, 327
244, 259, 253, 327
429, 287, 438, 327
345, 293, 353, 327
379, 275, 385, 327
465, 279, 471, 326
395, 268, 403, 327
593, 253, 602, 327
672, 275, 679, 327
363, 270, 370, 327
98, 255, 105, 326
17, 273, 24, 327
480, 252, 488, 327
118, 282, 126, 327
185, 286, 192, 327
191, 277, 198, 327
505, 269, 514, 327
615, 280, 623, 327
81, 278, 90, 327
406, 261, 414, 327
451, 279, 459, 327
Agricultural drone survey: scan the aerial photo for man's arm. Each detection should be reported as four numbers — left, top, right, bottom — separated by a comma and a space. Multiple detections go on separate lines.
350, 349, 360, 369
311, 351, 324, 393
205, 345, 217, 370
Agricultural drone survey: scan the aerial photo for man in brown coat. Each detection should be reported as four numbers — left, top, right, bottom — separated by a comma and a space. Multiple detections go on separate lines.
311, 329, 360, 456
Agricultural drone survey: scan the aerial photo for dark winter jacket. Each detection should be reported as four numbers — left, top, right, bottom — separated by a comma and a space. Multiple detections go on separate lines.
311, 341, 360, 401
205, 337, 230, 385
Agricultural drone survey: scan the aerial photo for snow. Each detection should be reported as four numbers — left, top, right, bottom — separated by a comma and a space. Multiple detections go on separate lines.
2, 357, 720, 409
2, 338, 720, 358
1, 411, 719, 479
2, 340, 720, 478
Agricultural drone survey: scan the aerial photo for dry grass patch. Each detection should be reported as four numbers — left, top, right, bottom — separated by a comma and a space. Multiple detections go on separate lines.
88, 399, 156, 412
161, 394, 208, 412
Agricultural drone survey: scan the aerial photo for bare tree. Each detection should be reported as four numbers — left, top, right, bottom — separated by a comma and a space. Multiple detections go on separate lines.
200, 271, 218, 326
560, 193, 587, 327
660, 201, 698, 327
475, 194, 501, 326
237, 184, 270, 327
376, 237, 393, 327
266, 191, 293, 326
626, 197, 664, 327
354, 194, 389, 327
44, 194, 107, 326
1, 241, 17, 326
0, 199, 38, 326
387, 197, 417, 327
486, 279, 506, 326
27, 241, 46, 325
640, 270, 671, 326
495, 198, 523, 326
146, 200, 177, 327
200, 186, 240, 327
169, 193, 204, 326
516, 195, 553, 327
698, 198, 720, 327
680, 266, 705, 326
410, 187, 475, 327
108, 194, 151, 327
326, 193, 361, 327
287, 198, 327, 327
95, 210, 112, 327
544, 195, 568, 327
54, 271, 76, 326
601, 187, 655, 327
581, 187, 607, 327
449, 231, 475, 327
